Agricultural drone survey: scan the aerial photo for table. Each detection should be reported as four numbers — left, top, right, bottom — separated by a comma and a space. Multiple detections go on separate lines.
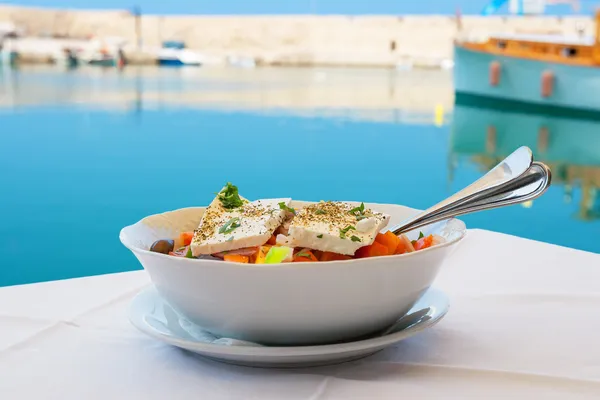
2, 229, 600, 399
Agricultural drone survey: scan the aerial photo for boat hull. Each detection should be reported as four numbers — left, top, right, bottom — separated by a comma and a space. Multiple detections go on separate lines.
67, 57, 79, 69
453, 45, 600, 112
58, 56, 79, 69
89, 58, 115, 67
158, 58, 201, 67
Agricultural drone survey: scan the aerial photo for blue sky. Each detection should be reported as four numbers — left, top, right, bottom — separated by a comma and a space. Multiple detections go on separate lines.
2, 0, 594, 15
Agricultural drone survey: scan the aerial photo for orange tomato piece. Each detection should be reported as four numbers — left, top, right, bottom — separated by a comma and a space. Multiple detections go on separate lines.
355, 241, 389, 258
248, 253, 257, 263
375, 231, 401, 254
413, 235, 434, 251
320, 251, 353, 262
179, 232, 194, 246
293, 249, 319, 262
224, 254, 250, 263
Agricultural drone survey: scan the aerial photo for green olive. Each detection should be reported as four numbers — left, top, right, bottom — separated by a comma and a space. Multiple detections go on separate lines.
150, 239, 175, 254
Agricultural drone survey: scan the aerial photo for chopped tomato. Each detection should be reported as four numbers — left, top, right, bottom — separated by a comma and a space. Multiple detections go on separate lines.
223, 254, 250, 263
375, 231, 401, 254
179, 232, 194, 246
293, 249, 319, 262
319, 251, 353, 262
267, 234, 277, 245
355, 241, 389, 258
413, 235, 434, 251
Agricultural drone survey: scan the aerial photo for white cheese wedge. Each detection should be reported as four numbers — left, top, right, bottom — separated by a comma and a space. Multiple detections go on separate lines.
280, 201, 390, 255
191, 194, 292, 256
356, 217, 377, 233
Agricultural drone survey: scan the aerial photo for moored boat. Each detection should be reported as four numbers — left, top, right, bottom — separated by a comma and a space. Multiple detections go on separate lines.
54, 48, 79, 69
88, 49, 117, 67
157, 41, 202, 67
454, 10, 600, 112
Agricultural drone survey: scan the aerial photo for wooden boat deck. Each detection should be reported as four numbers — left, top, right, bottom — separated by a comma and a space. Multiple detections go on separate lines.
456, 11, 600, 67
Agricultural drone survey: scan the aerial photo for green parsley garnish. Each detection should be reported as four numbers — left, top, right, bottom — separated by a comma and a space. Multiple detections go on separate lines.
339, 225, 356, 239
295, 251, 312, 258
315, 209, 327, 215
279, 202, 296, 215
185, 246, 194, 258
217, 182, 244, 209
219, 217, 241, 234
349, 202, 365, 215
350, 235, 361, 242
317, 234, 323, 239
349, 202, 367, 220
411, 232, 425, 246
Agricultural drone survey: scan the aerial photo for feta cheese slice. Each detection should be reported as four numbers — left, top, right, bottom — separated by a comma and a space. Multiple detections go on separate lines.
282, 201, 390, 255
191, 194, 292, 256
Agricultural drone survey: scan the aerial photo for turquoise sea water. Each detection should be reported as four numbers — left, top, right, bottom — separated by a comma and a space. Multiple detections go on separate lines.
1, 66, 598, 287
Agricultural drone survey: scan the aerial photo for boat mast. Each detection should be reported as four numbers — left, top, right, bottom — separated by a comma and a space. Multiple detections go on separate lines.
132, 5, 142, 49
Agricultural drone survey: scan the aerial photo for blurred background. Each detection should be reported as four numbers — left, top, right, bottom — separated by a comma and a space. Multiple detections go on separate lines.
1, 0, 599, 286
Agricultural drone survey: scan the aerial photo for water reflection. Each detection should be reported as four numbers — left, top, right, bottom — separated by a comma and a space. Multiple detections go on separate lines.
1, 66, 598, 287
0, 65, 453, 125
451, 101, 600, 222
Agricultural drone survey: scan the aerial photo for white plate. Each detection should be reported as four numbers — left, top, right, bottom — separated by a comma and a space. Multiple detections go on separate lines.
129, 286, 449, 368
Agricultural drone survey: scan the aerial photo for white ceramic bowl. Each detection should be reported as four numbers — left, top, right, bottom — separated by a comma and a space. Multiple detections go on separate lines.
120, 201, 466, 346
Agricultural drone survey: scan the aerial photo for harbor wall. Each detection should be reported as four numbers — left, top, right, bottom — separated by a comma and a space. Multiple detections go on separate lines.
0, 5, 596, 67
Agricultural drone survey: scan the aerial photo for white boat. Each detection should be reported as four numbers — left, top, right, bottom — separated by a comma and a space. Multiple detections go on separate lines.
226, 55, 256, 68
157, 41, 202, 67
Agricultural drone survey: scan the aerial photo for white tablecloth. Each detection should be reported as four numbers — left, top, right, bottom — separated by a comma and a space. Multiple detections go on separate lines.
2, 229, 600, 399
